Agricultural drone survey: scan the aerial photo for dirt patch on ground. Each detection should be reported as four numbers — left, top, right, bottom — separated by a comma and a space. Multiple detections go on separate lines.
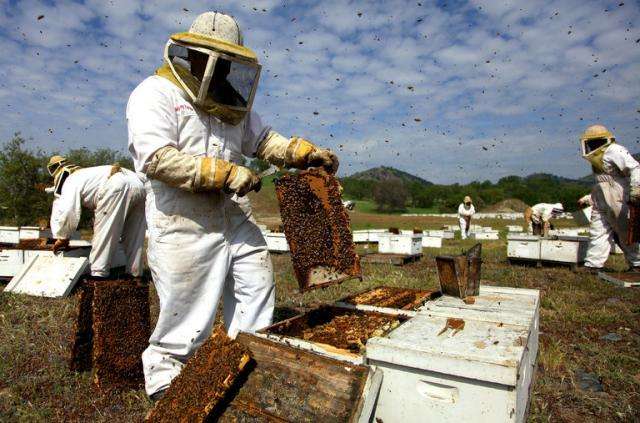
266, 306, 406, 353
481, 198, 529, 213
146, 325, 251, 423
275, 169, 361, 291
341, 286, 439, 310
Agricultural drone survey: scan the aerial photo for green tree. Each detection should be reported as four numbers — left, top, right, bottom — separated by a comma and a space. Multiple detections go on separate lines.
373, 179, 408, 212
0, 134, 51, 225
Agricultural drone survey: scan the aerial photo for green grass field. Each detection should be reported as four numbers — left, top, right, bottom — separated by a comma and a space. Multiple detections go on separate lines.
1, 204, 639, 421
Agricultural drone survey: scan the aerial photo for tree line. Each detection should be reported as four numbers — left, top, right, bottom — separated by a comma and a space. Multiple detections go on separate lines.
0, 134, 593, 226
340, 174, 591, 213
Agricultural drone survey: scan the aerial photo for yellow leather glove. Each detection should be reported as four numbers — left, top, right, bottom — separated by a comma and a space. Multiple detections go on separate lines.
225, 165, 261, 196
147, 146, 260, 195
257, 132, 339, 174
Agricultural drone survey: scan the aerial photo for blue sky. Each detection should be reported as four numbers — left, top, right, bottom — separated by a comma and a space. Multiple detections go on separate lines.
0, 0, 638, 183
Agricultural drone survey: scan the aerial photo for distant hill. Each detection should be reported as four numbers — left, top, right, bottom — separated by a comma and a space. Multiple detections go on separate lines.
524, 173, 591, 187
348, 166, 432, 186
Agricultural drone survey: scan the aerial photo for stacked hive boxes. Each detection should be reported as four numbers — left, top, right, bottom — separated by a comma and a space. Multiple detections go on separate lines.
257, 284, 539, 423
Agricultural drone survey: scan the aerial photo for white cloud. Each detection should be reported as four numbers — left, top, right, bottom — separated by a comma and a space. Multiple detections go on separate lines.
0, 0, 639, 183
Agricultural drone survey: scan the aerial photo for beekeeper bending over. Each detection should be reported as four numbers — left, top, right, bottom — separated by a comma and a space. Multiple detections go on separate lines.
524, 203, 564, 237
47, 156, 146, 278
458, 196, 475, 239
579, 125, 640, 272
127, 12, 339, 401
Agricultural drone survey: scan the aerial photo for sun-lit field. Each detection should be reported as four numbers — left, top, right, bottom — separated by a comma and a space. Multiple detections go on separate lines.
1, 210, 638, 422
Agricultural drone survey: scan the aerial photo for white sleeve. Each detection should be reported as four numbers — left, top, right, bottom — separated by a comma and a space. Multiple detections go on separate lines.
541, 205, 554, 222
607, 144, 640, 187
242, 110, 272, 158
127, 81, 178, 174
50, 183, 82, 239
458, 204, 474, 217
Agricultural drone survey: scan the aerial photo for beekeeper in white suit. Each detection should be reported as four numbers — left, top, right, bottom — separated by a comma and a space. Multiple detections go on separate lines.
47, 156, 146, 278
127, 11, 339, 400
579, 124, 640, 272
458, 196, 475, 239
524, 202, 564, 237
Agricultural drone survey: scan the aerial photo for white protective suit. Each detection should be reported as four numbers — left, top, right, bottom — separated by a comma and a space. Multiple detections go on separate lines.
527, 203, 562, 233
50, 166, 146, 277
584, 144, 640, 268
458, 203, 475, 239
127, 75, 275, 396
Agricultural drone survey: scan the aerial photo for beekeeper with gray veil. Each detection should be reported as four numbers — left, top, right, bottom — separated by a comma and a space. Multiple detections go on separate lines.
127, 11, 339, 400
579, 124, 640, 272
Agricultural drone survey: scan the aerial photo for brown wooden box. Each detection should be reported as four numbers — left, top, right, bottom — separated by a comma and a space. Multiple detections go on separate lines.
435, 243, 482, 298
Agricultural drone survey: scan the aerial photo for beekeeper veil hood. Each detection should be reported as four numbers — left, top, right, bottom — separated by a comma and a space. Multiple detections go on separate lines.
551, 203, 564, 216
47, 155, 80, 197
580, 124, 615, 172
158, 11, 261, 125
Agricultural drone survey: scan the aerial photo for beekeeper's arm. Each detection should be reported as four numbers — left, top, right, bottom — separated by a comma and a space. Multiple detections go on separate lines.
254, 128, 339, 175
127, 85, 260, 196
458, 204, 475, 217
607, 144, 640, 204
50, 181, 82, 251
578, 194, 592, 207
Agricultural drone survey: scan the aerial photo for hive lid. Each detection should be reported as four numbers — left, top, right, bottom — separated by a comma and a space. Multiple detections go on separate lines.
366, 313, 529, 386
418, 285, 539, 328
4, 255, 88, 297
507, 234, 540, 241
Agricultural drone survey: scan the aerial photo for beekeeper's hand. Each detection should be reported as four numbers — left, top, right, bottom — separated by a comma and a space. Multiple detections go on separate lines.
630, 186, 640, 205
256, 133, 339, 175
225, 165, 261, 197
53, 238, 70, 254
307, 148, 339, 175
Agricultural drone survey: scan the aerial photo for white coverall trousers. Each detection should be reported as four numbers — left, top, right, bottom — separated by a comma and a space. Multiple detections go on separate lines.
459, 218, 470, 239
90, 170, 146, 277
141, 181, 274, 396
585, 175, 640, 268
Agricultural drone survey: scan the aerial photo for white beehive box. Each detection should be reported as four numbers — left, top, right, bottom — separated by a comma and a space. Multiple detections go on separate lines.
507, 225, 524, 232
0, 226, 20, 245
0, 249, 25, 277
507, 234, 541, 260
470, 231, 499, 240
367, 312, 535, 423
265, 232, 289, 252
427, 230, 453, 239
378, 233, 422, 255
367, 229, 387, 243
419, 285, 540, 348
421, 236, 443, 248
540, 235, 589, 264
19, 226, 52, 240
352, 230, 369, 243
